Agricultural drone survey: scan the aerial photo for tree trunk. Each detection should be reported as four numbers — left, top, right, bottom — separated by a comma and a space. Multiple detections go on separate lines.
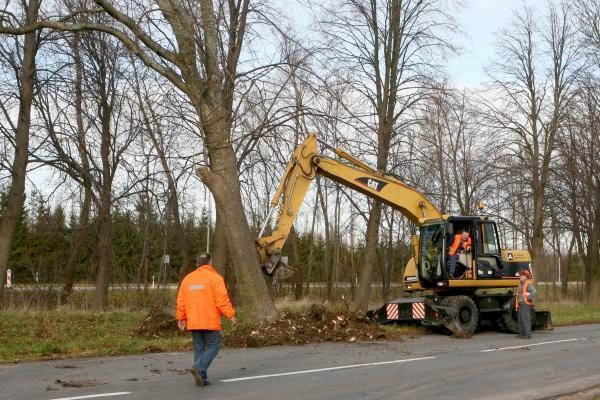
137, 184, 151, 293
585, 225, 600, 302
93, 78, 114, 310
531, 188, 546, 278
355, 200, 383, 312
561, 237, 575, 297
197, 144, 277, 322
0, 1, 38, 303
60, 189, 91, 304
383, 210, 395, 302
61, 33, 91, 304
316, 181, 333, 300
212, 213, 228, 276
306, 188, 319, 289
94, 185, 112, 310
289, 226, 304, 300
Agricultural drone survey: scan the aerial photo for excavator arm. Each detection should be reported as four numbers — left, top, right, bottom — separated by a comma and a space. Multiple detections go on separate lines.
257, 133, 442, 276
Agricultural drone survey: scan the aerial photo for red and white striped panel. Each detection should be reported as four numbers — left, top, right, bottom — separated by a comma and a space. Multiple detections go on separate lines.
386, 303, 399, 320
412, 302, 426, 320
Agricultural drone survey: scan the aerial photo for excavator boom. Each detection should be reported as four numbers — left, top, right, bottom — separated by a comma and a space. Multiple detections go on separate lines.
256, 133, 441, 275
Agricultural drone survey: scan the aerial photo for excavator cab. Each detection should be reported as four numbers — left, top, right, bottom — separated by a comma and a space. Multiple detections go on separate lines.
416, 217, 506, 288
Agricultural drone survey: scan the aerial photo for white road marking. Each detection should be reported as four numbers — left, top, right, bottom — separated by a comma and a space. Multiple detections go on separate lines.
49, 392, 131, 400
221, 356, 436, 382
480, 338, 587, 353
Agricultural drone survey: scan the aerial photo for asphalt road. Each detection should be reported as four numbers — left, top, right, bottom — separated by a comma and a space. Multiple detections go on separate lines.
1, 324, 599, 400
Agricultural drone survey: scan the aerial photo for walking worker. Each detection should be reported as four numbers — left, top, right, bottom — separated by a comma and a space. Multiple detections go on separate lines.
516, 268, 536, 339
177, 253, 237, 386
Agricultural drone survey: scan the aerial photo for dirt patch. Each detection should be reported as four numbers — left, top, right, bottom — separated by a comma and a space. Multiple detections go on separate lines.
54, 379, 103, 388
133, 304, 407, 348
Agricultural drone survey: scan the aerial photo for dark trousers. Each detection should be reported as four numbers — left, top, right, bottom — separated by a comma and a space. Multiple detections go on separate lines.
518, 303, 532, 338
191, 330, 221, 382
449, 254, 459, 277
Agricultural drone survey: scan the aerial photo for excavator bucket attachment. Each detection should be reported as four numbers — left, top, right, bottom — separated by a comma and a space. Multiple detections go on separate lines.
261, 255, 296, 280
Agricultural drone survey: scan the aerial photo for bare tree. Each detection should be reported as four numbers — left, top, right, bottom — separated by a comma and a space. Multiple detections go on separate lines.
559, 78, 600, 300
0, 1, 284, 320
484, 3, 583, 273
418, 86, 500, 216
60, 32, 93, 303
574, 0, 600, 60
317, 0, 456, 312
132, 67, 193, 281
34, 17, 140, 308
0, 0, 40, 302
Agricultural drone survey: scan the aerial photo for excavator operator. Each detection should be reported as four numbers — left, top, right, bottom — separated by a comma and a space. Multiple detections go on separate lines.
448, 230, 472, 278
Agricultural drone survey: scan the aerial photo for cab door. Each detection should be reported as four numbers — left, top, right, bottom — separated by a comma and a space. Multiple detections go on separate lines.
475, 221, 503, 278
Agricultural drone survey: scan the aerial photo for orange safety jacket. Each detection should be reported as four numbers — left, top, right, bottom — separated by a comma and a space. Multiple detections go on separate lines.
448, 234, 472, 256
515, 280, 534, 310
176, 265, 236, 331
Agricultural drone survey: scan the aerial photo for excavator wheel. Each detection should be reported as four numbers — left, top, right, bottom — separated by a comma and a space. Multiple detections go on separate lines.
495, 302, 519, 334
442, 296, 479, 337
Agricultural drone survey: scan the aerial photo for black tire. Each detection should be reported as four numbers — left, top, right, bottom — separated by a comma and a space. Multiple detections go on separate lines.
496, 302, 519, 334
442, 296, 478, 337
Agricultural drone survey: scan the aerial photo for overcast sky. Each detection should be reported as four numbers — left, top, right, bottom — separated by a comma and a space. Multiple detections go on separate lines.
447, 0, 544, 88
280, 0, 547, 88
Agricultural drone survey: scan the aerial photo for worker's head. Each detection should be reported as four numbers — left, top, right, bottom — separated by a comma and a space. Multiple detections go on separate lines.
461, 231, 469, 240
519, 268, 532, 280
197, 253, 212, 267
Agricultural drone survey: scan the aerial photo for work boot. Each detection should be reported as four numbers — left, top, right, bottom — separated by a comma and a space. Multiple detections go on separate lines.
190, 367, 204, 386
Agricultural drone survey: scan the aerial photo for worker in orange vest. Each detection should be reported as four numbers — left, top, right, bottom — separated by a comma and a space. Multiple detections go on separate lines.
177, 253, 237, 386
515, 268, 536, 339
448, 231, 472, 278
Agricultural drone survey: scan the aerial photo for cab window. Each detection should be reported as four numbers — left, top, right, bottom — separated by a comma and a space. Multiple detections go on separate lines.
482, 222, 499, 255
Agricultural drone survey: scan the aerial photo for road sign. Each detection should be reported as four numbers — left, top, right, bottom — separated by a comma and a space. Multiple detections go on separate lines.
6, 269, 11, 288
163, 255, 170, 264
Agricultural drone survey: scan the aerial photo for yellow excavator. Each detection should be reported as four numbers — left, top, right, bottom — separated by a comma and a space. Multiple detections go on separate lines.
256, 133, 551, 336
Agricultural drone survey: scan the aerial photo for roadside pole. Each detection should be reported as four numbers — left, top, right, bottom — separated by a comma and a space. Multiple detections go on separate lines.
6, 269, 12, 288
163, 254, 170, 284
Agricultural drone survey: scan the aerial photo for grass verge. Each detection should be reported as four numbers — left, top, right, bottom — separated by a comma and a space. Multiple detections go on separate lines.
542, 302, 600, 326
0, 310, 191, 363
2, 301, 598, 364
